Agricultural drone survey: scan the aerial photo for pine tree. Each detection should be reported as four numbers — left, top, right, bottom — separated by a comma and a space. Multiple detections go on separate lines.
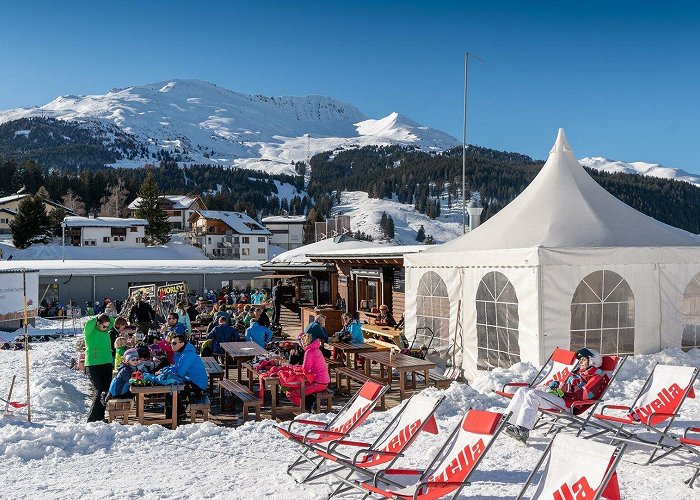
380, 212, 388, 234
385, 215, 395, 239
135, 172, 171, 245
303, 208, 324, 244
99, 178, 129, 217
48, 207, 66, 236
416, 225, 426, 242
10, 194, 51, 248
61, 189, 86, 216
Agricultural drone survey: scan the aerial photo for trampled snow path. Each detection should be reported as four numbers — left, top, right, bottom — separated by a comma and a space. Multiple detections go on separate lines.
1, 321, 698, 499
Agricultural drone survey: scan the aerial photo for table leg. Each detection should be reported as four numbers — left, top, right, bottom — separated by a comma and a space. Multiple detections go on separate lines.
237, 359, 243, 382
137, 394, 144, 424
224, 354, 229, 379
423, 369, 429, 388
247, 367, 254, 391
364, 356, 371, 377
172, 390, 178, 430
345, 352, 351, 368
270, 380, 277, 420
300, 379, 306, 413
380, 364, 385, 384
412, 371, 417, 390
399, 371, 406, 401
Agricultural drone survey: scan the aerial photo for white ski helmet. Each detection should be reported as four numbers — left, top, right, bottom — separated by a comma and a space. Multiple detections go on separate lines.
576, 347, 602, 368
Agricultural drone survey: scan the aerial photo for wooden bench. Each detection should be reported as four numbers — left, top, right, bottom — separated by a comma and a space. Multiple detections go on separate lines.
188, 402, 210, 423
201, 356, 225, 390
428, 372, 452, 390
107, 399, 132, 424
219, 379, 261, 422
335, 366, 386, 410
315, 389, 333, 413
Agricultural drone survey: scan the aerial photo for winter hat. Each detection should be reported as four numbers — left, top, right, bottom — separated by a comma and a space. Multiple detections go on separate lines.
149, 343, 164, 357
576, 347, 602, 368
123, 348, 139, 362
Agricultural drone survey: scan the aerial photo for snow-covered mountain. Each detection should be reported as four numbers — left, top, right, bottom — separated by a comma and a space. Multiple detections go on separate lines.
580, 157, 700, 187
0, 79, 459, 175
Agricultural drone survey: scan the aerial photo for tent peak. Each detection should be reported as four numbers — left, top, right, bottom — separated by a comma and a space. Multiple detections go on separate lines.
549, 128, 572, 155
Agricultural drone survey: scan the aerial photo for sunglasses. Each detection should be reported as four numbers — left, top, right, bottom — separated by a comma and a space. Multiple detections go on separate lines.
170, 341, 181, 345
99, 323, 110, 328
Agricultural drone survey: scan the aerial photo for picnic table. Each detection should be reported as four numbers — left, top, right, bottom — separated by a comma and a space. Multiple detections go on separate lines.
131, 384, 183, 430
328, 341, 377, 368
360, 324, 404, 348
220, 341, 269, 380
358, 350, 435, 401
242, 361, 305, 419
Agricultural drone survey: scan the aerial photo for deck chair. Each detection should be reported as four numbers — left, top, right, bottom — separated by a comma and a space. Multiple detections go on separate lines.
517, 434, 625, 500
680, 427, 700, 488
495, 348, 579, 400
296, 394, 444, 489
279, 381, 389, 475
589, 364, 699, 465
359, 409, 508, 500
533, 355, 625, 436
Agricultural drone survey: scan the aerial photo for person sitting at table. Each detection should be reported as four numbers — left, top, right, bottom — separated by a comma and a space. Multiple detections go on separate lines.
245, 318, 273, 348
108, 348, 140, 400
161, 312, 187, 338
336, 313, 364, 344
164, 333, 209, 420
375, 304, 397, 327
213, 301, 231, 325
207, 315, 240, 355
304, 314, 331, 358
256, 307, 271, 328
286, 332, 330, 412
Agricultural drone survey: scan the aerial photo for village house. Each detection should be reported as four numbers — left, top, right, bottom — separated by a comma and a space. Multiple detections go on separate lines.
127, 195, 206, 231
261, 214, 306, 251
189, 210, 271, 260
0, 193, 77, 234
63, 216, 148, 248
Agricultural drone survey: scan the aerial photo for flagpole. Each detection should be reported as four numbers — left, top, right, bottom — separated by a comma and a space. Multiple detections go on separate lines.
23, 269, 31, 422
462, 51, 485, 234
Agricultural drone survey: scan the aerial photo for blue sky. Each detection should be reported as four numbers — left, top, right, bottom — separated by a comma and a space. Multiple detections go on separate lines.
1, 1, 699, 173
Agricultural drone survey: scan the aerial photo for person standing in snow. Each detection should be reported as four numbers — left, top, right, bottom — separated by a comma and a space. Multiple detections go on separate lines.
504, 348, 607, 443
83, 313, 116, 422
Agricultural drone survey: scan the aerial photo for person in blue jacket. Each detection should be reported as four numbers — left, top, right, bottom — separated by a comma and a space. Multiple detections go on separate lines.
164, 333, 209, 419
304, 314, 331, 357
207, 315, 239, 354
108, 348, 140, 399
245, 318, 273, 348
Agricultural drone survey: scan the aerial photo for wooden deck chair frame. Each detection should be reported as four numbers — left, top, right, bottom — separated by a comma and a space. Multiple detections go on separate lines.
358, 410, 510, 500
279, 381, 390, 476
494, 348, 579, 400
586, 364, 699, 465
296, 394, 445, 490
535, 355, 627, 437
516, 436, 625, 500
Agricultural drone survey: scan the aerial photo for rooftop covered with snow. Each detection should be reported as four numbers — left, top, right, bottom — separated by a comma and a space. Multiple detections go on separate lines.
190, 210, 271, 235
0, 259, 263, 276
63, 216, 148, 228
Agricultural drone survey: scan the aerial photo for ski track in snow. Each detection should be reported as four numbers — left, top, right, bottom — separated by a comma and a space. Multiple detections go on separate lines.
1, 319, 698, 499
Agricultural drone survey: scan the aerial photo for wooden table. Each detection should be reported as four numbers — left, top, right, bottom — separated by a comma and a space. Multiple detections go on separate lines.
220, 341, 269, 380
131, 385, 183, 430
242, 361, 305, 419
358, 351, 435, 401
328, 341, 377, 368
360, 324, 404, 348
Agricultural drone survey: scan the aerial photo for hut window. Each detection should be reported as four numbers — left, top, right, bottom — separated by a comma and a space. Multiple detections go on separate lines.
570, 270, 635, 356
476, 271, 520, 370
682, 272, 700, 350
416, 271, 450, 350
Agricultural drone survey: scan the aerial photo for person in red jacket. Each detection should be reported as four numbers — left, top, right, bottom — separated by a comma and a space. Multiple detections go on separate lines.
286, 333, 330, 412
504, 348, 606, 443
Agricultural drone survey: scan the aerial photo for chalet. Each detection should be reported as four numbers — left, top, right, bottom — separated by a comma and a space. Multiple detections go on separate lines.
63, 216, 148, 248
0, 193, 77, 234
189, 210, 271, 260
128, 195, 206, 230
261, 214, 306, 251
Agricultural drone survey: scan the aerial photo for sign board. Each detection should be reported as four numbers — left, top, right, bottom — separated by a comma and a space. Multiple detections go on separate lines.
157, 282, 188, 299
128, 284, 156, 301
0, 270, 39, 322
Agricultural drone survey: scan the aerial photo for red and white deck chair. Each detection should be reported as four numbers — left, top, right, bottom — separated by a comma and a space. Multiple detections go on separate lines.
278, 381, 389, 475
298, 394, 444, 491
589, 364, 699, 465
516, 434, 625, 500
680, 427, 700, 488
495, 348, 579, 400
538, 355, 625, 436
358, 409, 508, 500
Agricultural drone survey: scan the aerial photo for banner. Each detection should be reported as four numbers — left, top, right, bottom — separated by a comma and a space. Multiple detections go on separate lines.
0, 270, 39, 321
157, 282, 188, 299
128, 284, 156, 301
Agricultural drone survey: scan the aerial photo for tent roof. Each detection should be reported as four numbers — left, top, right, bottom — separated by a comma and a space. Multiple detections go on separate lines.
426, 129, 700, 254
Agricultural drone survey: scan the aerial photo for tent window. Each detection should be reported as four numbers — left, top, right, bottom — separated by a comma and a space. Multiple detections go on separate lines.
570, 270, 635, 356
415, 271, 450, 350
476, 271, 520, 370
682, 272, 700, 351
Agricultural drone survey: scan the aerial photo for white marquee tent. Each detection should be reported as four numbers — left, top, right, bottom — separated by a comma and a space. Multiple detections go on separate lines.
404, 129, 700, 381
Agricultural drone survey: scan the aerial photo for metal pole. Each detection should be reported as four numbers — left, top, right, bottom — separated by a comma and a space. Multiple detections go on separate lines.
462, 52, 468, 235
61, 223, 65, 262
22, 270, 31, 422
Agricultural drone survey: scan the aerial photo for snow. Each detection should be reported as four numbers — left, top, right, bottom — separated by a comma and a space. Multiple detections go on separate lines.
580, 157, 700, 188
1, 318, 698, 499
13, 129, 30, 138
63, 216, 148, 228
0, 79, 460, 176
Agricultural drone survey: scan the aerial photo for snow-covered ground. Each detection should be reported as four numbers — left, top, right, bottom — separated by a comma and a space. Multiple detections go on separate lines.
0, 233, 207, 261
1, 318, 698, 499
580, 157, 700, 188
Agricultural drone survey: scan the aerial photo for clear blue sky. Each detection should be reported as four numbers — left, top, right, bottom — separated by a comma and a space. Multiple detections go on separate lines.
1, 0, 699, 172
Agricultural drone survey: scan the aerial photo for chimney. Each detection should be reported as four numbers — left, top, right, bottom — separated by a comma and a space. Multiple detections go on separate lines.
466, 198, 483, 231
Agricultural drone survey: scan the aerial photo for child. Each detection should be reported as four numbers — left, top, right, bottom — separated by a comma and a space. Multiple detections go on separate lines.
108, 348, 139, 399
114, 337, 128, 369
286, 333, 330, 412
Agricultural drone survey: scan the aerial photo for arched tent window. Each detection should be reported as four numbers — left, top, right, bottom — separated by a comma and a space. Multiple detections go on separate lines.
476, 271, 520, 370
416, 271, 450, 350
682, 272, 700, 350
570, 270, 635, 356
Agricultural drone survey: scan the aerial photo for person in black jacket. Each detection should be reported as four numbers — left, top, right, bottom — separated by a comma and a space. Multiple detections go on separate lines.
128, 294, 156, 333
271, 280, 283, 326
257, 307, 271, 328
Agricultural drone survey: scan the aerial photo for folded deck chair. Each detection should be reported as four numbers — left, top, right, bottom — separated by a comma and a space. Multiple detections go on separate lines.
296, 394, 444, 489
516, 434, 625, 500
495, 348, 578, 400
359, 409, 508, 500
680, 427, 700, 488
278, 381, 389, 475
589, 364, 699, 464
536, 355, 625, 436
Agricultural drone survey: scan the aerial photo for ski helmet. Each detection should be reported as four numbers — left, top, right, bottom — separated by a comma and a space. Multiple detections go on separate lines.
576, 347, 602, 368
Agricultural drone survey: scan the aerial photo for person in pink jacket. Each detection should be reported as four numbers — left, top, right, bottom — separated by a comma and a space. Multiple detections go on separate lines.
286, 333, 330, 411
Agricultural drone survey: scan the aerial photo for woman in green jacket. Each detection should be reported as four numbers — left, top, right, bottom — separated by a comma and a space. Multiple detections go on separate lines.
84, 313, 116, 422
